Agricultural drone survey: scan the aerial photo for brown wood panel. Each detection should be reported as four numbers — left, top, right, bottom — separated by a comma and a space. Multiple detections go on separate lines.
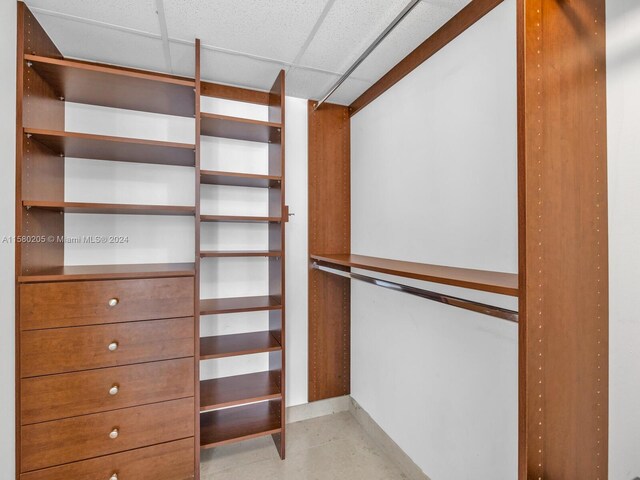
200, 332, 282, 360
25, 54, 196, 117
200, 112, 281, 143
200, 295, 282, 315
201, 80, 270, 105
22, 200, 196, 216
200, 215, 281, 223
200, 170, 281, 188
19, 262, 195, 283
200, 400, 282, 449
200, 250, 281, 258
349, 0, 504, 116
21, 397, 194, 472
22, 358, 194, 424
20, 277, 194, 330
517, 0, 608, 478
311, 253, 518, 296
200, 372, 281, 411
21, 317, 194, 377
25, 128, 196, 166
308, 102, 350, 402
20, 438, 195, 480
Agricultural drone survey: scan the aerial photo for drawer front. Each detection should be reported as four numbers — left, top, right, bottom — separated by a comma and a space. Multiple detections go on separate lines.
22, 358, 195, 425
20, 438, 195, 480
21, 397, 195, 473
21, 317, 194, 377
20, 277, 194, 330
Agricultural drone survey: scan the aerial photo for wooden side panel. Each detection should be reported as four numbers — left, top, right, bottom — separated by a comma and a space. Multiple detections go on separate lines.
517, 0, 608, 478
308, 102, 350, 401
193, 38, 201, 480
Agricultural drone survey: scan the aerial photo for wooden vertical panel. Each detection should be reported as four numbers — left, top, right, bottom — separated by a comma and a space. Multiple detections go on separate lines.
518, 0, 607, 478
193, 38, 201, 480
308, 103, 350, 401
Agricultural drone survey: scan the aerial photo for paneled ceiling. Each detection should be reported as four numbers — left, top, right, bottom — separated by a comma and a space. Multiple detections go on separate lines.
25, 0, 471, 105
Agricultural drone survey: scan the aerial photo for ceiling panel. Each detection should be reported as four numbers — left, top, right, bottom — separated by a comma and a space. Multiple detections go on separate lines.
163, 0, 330, 63
25, 0, 160, 34
286, 67, 371, 105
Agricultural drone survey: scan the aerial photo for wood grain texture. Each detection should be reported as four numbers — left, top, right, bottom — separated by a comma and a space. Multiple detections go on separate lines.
200, 215, 281, 223
20, 277, 194, 330
200, 295, 282, 315
21, 397, 195, 472
200, 371, 281, 411
200, 112, 281, 143
20, 317, 195, 377
308, 102, 350, 402
200, 170, 281, 188
311, 253, 518, 296
201, 81, 270, 105
19, 438, 195, 480
200, 250, 281, 258
349, 0, 504, 116
200, 332, 282, 360
22, 200, 196, 216
18, 262, 195, 283
21, 358, 194, 424
517, 0, 608, 478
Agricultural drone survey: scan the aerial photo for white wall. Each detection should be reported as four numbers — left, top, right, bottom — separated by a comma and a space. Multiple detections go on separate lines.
0, 1, 17, 475
350, 1, 518, 479
607, 1, 640, 478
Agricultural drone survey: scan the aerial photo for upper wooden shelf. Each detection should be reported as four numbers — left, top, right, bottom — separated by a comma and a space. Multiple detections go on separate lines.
25, 128, 195, 167
201, 250, 282, 258
23, 200, 196, 216
200, 113, 281, 143
200, 215, 281, 223
200, 295, 282, 315
311, 253, 519, 297
200, 170, 281, 188
200, 371, 281, 411
25, 54, 196, 117
200, 332, 282, 360
18, 263, 195, 283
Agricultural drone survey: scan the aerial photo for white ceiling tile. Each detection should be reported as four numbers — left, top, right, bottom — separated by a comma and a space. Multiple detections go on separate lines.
286, 67, 371, 105
163, 0, 330, 63
169, 41, 196, 78
32, 15, 169, 74
24, 0, 161, 34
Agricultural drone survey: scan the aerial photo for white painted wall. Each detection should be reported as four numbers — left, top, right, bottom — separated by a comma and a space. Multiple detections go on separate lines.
607, 1, 640, 478
350, 1, 518, 479
0, 1, 17, 475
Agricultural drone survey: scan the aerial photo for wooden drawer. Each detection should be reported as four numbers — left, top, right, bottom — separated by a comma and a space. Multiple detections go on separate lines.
20, 277, 194, 330
21, 397, 194, 472
21, 317, 194, 377
22, 358, 194, 424
20, 438, 195, 480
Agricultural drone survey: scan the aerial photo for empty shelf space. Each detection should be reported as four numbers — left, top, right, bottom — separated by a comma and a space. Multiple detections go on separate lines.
18, 263, 195, 283
200, 170, 281, 188
311, 253, 519, 297
25, 54, 196, 117
23, 200, 196, 216
200, 372, 281, 411
200, 215, 281, 223
200, 112, 281, 143
200, 296, 282, 315
200, 250, 282, 258
200, 400, 282, 449
200, 332, 282, 360
24, 128, 195, 166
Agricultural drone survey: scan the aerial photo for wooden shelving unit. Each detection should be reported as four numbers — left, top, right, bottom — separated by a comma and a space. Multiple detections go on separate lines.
200, 113, 281, 143
200, 295, 281, 315
200, 214, 281, 223
200, 372, 281, 411
201, 170, 281, 188
200, 332, 282, 360
23, 200, 195, 216
18, 262, 195, 283
200, 250, 282, 258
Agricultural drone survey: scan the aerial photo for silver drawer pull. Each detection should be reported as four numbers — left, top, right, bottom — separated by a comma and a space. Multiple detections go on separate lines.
109, 428, 119, 439
109, 384, 119, 396
108, 298, 119, 307
108, 341, 119, 352
110, 474, 118, 480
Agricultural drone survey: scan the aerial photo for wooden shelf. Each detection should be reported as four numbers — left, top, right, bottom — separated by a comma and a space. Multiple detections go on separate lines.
200, 372, 281, 411
25, 128, 195, 167
200, 332, 282, 360
201, 170, 281, 188
200, 296, 282, 315
200, 400, 282, 449
311, 253, 519, 297
200, 215, 281, 223
25, 54, 196, 117
18, 263, 195, 283
200, 113, 281, 143
200, 250, 281, 258
23, 200, 196, 216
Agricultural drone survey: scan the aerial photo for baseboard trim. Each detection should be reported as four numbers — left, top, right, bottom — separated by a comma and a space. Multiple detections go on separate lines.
286, 395, 351, 424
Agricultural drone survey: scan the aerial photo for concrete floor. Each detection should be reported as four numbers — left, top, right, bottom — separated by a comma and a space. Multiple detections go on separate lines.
200, 411, 410, 480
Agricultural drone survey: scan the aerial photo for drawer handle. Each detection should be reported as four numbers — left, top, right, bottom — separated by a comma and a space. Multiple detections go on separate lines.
109, 428, 119, 439
108, 341, 119, 352
110, 475, 118, 480
108, 298, 119, 307
109, 384, 119, 396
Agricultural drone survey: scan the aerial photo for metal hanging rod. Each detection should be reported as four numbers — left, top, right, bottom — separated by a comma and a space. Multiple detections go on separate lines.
313, 0, 422, 111
312, 263, 519, 323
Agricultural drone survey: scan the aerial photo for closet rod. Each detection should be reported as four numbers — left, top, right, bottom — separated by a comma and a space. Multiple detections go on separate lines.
312, 263, 518, 323
313, 0, 422, 111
